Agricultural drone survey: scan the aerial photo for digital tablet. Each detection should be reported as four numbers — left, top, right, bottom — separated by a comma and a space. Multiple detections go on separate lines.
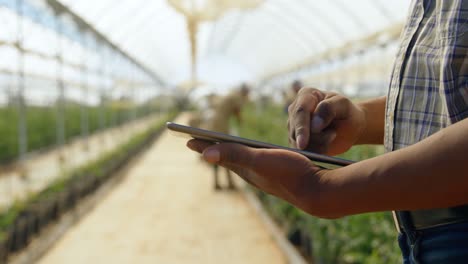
166, 122, 354, 168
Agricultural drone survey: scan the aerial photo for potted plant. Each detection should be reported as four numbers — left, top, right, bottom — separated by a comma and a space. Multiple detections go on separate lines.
76, 177, 89, 198
0, 230, 11, 263
299, 227, 314, 260
18, 210, 38, 239
56, 190, 71, 214
26, 202, 50, 232
0, 203, 23, 253
39, 197, 59, 224
46, 197, 60, 222
10, 216, 28, 252
64, 186, 77, 209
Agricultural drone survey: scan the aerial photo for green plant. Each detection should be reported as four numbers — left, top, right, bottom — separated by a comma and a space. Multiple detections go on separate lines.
0, 231, 6, 242
0, 202, 25, 232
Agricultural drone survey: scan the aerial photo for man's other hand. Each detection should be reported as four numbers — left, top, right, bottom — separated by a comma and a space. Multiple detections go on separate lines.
187, 139, 338, 218
287, 88, 367, 155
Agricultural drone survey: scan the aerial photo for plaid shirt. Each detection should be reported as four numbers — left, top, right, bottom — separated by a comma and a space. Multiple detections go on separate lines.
385, 0, 468, 152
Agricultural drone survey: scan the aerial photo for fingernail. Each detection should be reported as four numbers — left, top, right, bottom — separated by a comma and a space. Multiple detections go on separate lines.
328, 132, 337, 143
297, 135, 306, 150
203, 149, 220, 163
311, 116, 324, 133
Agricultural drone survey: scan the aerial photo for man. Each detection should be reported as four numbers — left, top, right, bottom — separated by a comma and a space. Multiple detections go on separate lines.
187, 0, 468, 262
204, 84, 249, 190
188, 93, 218, 128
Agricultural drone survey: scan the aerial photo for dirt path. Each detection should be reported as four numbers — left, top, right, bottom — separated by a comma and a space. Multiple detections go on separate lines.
38, 114, 286, 264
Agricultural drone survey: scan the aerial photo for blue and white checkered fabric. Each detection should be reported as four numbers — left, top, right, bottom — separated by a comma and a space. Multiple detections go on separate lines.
385, 0, 468, 152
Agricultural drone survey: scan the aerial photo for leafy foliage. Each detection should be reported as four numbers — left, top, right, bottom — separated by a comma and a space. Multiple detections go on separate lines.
0, 103, 160, 163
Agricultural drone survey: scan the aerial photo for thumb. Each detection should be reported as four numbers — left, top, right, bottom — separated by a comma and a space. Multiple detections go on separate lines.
311, 95, 349, 133
202, 143, 256, 169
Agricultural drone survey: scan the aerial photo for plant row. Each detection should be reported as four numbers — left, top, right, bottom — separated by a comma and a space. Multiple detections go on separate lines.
0, 103, 161, 163
0, 112, 177, 263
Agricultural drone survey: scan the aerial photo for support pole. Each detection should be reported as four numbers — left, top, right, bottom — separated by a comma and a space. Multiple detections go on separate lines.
55, 13, 66, 168
99, 45, 107, 132
131, 65, 137, 121
16, 0, 27, 162
81, 33, 89, 150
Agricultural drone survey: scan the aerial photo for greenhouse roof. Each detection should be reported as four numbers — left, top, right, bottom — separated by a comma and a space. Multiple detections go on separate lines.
21, 0, 412, 87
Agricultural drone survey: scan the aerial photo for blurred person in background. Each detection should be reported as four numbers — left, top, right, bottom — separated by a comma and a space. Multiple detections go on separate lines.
283, 80, 302, 113
188, 93, 219, 128
187, 0, 468, 262
204, 84, 250, 191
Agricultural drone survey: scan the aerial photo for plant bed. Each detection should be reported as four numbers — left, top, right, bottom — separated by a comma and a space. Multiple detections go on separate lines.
0, 203, 22, 254
56, 191, 72, 215
0, 112, 178, 260
45, 198, 60, 222
98, 161, 117, 181
300, 232, 313, 259
0, 243, 7, 263
19, 210, 39, 238
87, 177, 100, 194
70, 179, 89, 200
0, 106, 163, 165
10, 216, 29, 252
62, 187, 78, 210
25, 202, 51, 233
112, 157, 127, 171
40, 198, 60, 224
287, 227, 303, 247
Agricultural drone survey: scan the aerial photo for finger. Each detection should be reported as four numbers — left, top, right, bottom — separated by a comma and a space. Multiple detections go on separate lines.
188, 140, 260, 188
311, 95, 349, 133
202, 144, 321, 200
201, 143, 286, 190
200, 143, 270, 190
290, 98, 312, 150
221, 151, 296, 195
202, 143, 256, 167
201, 142, 320, 177
307, 129, 337, 154
225, 164, 264, 190
287, 106, 296, 145
287, 117, 297, 148
187, 139, 215, 153
289, 88, 324, 149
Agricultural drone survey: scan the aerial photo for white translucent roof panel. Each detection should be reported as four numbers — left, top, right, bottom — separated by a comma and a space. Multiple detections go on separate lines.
57, 0, 410, 86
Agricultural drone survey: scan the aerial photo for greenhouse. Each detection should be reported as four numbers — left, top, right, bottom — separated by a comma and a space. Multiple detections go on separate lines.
1, 0, 468, 263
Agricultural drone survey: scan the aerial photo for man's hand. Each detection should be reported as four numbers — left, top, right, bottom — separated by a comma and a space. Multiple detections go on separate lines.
187, 117, 468, 217
187, 139, 336, 218
288, 88, 367, 155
